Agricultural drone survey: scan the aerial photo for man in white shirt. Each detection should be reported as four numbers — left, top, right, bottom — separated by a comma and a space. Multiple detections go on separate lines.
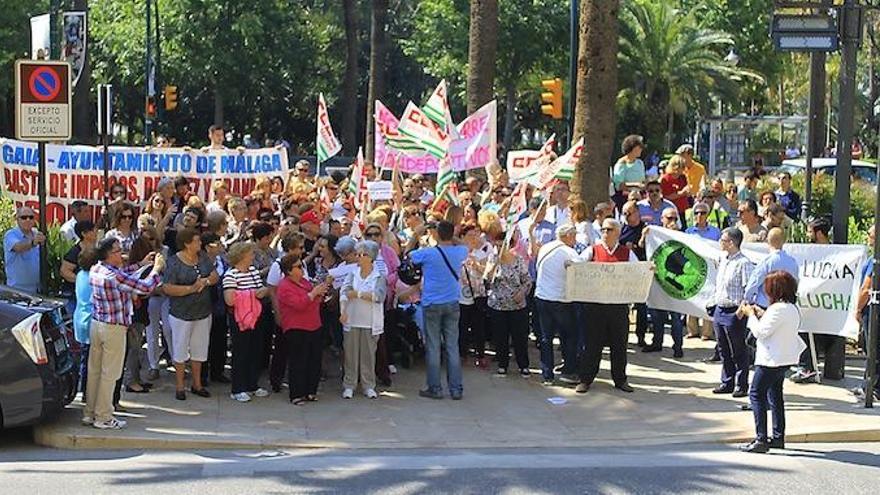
534, 224, 581, 385
60, 200, 91, 243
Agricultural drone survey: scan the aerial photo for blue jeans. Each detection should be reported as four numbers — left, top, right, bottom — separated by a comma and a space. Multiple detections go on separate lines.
713, 308, 750, 391
423, 302, 463, 395
649, 309, 684, 352
535, 299, 577, 380
750, 365, 787, 442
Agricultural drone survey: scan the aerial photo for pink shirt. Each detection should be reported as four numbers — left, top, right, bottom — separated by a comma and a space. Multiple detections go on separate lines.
277, 277, 322, 332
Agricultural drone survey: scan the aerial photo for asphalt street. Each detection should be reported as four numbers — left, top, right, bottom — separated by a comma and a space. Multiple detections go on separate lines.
1, 429, 878, 494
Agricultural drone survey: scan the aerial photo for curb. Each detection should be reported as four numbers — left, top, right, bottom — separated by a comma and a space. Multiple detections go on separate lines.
34, 424, 880, 451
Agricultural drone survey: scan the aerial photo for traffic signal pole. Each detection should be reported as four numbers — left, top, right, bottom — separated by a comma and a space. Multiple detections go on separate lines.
144, 0, 152, 145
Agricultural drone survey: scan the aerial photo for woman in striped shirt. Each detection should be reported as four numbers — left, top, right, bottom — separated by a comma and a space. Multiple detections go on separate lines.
223, 242, 270, 403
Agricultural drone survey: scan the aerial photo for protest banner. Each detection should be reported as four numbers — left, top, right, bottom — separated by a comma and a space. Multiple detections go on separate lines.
566, 261, 654, 304
0, 137, 290, 224
529, 138, 582, 189
397, 101, 450, 159
367, 180, 393, 201
375, 100, 438, 174
645, 227, 868, 337
448, 100, 497, 172
506, 133, 555, 182
376, 99, 497, 174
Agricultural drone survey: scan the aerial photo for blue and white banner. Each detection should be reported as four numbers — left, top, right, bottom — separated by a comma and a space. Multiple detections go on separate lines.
0, 137, 290, 224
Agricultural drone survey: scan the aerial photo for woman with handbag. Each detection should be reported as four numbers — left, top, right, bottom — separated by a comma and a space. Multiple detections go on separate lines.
739, 270, 805, 453
485, 231, 532, 376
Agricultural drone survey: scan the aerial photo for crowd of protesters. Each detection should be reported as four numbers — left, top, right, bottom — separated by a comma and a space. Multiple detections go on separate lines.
3, 127, 877, 452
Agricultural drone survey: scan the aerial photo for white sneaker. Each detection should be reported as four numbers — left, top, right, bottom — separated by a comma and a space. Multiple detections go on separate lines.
388, 364, 398, 375
81, 416, 94, 426
230, 392, 251, 402
342, 388, 354, 399
251, 388, 270, 398
93, 417, 127, 430
365, 388, 378, 399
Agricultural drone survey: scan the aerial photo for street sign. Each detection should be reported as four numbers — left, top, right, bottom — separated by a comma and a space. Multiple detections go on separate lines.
771, 13, 839, 52
14, 59, 72, 141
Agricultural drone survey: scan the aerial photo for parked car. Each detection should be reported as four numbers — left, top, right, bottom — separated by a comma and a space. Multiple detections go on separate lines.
778, 158, 877, 185
0, 286, 78, 428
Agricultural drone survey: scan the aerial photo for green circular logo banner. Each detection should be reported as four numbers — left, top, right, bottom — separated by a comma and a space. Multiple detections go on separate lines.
651, 240, 708, 300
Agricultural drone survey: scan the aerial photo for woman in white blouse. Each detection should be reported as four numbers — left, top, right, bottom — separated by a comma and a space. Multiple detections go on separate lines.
339, 240, 386, 400
739, 270, 805, 454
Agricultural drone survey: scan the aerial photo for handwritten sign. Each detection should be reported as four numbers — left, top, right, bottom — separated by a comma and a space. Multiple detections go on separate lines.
367, 180, 393, 201
565, 261, 654, 304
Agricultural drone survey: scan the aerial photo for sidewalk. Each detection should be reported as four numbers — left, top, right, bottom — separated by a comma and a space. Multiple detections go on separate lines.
35, 337, 880, 450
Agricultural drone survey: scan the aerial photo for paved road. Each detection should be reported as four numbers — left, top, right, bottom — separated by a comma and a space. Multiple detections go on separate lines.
2, 429, 878, 494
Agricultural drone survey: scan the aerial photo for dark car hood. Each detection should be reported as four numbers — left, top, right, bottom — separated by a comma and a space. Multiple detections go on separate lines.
0, 286, 65, 330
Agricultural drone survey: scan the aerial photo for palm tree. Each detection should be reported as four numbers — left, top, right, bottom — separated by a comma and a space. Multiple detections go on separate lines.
618, 0, 763, 150
572, 0, 619, 208
466, 0, 498, 114
365, 0, 388, 162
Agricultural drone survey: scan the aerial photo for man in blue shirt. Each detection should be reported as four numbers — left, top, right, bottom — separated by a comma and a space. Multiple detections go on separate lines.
3, 207, 45, 294
775, 172, 802, 221
409, 220, 468, 400
744, 227, 799, 308
637, 180, 678, 226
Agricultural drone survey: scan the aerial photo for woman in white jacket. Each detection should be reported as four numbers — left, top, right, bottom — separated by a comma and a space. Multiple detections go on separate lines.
339, 240, 386, 400
740, 270, 805, 454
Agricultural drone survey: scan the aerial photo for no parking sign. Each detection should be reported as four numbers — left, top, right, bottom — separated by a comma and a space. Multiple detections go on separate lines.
14, 60, 71, 141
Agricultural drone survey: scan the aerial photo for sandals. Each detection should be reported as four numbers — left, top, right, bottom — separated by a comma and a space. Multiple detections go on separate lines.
306, 395, 318, 402
290, 397, 307, 405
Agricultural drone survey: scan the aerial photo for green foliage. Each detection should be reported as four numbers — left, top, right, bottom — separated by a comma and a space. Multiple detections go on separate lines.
0, 195, 15, 280
90, 0, 348, 148
617, 0, 763, 151
401, 0, 567, 128
0, 195, 74, 295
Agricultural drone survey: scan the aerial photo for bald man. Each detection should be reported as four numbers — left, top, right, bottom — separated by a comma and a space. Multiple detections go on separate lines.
744, 227, 799, 309
3, 207, 46, 293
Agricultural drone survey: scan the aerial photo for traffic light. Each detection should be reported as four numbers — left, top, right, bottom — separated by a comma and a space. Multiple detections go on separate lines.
164, 85, 178, 111
145, 95, 157, 119
541, 78, 563, 120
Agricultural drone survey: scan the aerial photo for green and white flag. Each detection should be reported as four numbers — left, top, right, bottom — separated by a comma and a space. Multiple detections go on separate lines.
422, 79, 458, 138
317, 93, 342, 166
529, 137, 582, 190
646, 226, 867, 338
375, 100, 427, 156
397, 101, 450, 159
435, 156, 456, 197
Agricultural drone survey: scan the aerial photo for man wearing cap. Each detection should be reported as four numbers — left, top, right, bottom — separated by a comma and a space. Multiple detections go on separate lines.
676, 144, 706, 193
534, 223, 581, 385
299, 209, 322, 254
288, 160, 316, 197
575, 218, 639, 393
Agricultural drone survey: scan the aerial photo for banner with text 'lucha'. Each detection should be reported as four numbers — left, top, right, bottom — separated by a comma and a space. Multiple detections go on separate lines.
0, 137, 290, 224
645, 227, 868, 337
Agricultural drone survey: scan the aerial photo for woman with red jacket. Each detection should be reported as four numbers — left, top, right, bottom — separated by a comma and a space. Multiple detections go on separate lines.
660, 155, 692, 224
276, 253, 331, 404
